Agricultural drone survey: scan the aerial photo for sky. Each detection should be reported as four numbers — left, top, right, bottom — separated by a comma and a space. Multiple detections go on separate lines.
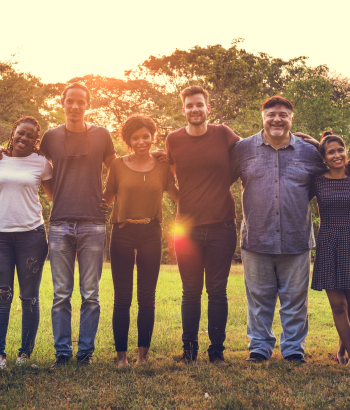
1, 0, 350, 84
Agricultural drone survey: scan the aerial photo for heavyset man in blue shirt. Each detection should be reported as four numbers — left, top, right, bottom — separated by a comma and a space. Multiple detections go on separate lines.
230, 95, 326, 363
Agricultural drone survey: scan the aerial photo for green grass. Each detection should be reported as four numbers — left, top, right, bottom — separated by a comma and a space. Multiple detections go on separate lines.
1, 263, 349, 409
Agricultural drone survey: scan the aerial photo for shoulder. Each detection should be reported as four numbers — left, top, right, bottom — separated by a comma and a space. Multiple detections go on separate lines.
167, 127, 186, 141
293, 136, 323, 162
235, 133, 258, 148
155, 160, 171, 173
293, 135, 319, 153
90, 125, 111, 138
313, 173, 325, 183
33, 153, 50, 165
41, 126, 64, 149
209, 124, 229, 134
42, 125, 65, 138
110, 157, 123, 168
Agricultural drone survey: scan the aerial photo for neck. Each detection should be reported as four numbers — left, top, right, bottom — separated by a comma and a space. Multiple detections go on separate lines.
186, 122, 208, 137
263, 130, 290, 149
328, 166, 347, 179
66, 119, 86, 133
132, 152, 153, 163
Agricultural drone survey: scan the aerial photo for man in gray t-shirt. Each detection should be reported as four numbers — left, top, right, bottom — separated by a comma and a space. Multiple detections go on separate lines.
40, 83, 116, 367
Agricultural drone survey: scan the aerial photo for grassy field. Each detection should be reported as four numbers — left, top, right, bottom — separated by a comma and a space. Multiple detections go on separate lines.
1, 262, 350, 409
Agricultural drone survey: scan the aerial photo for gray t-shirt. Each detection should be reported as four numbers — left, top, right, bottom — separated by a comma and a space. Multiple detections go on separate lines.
40, 124, 115, 222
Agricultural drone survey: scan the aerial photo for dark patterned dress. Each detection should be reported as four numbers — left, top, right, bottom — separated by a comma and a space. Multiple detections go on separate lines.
311, 174, 350, 290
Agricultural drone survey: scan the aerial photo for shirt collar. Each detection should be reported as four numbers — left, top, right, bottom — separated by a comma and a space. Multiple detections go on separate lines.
257, 130, 296, 149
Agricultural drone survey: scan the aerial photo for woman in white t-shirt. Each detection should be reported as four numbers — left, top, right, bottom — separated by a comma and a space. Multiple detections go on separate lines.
0, 116, 53, 370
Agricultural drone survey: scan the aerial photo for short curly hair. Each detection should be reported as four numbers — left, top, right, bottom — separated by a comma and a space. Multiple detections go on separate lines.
120, 114, 157, 148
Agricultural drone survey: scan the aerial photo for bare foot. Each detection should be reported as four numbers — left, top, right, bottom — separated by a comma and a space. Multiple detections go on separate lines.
116, 351, 128, 367
136, 347, 149, 365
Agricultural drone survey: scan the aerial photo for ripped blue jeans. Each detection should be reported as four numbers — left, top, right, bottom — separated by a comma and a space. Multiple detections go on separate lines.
0, 225, 48, 358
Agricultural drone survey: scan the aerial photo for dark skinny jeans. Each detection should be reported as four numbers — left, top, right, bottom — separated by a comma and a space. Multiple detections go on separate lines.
0, 225, 48, 358
110, 220, 162, 352
175, 220, 237, 354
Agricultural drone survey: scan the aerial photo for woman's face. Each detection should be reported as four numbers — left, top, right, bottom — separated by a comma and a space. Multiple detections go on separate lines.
323, 141, 347, 170
12, 122, 39, 157
129, 127, 152, 155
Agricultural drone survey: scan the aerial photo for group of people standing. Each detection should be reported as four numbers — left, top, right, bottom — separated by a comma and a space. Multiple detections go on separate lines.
1, 82, 350, 370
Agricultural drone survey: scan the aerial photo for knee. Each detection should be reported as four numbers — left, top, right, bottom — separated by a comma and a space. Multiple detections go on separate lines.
138, 298, 155, 311
331, 302, 348, 316
20, 295, 39, 306
0, 286, 13, 303
208, 293, 228, 304
207, 285, 227, 303
114, 295, 132, 310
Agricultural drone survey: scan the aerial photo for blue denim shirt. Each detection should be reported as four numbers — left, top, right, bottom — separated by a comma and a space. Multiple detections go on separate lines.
230, 131, 326, 254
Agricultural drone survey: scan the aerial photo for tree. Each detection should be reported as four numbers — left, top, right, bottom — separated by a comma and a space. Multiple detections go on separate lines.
0, 58, 56, 144
284, 66, 350, 142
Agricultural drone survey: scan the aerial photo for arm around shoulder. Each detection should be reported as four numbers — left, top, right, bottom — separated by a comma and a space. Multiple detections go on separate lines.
166, 184, 179, 201
229, 142, 241, 184
41, 179, 53, 201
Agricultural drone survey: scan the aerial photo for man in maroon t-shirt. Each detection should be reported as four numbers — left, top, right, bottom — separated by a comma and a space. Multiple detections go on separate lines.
166, 86, 240, 364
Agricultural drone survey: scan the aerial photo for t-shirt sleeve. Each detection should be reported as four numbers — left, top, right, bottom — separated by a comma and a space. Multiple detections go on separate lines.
39, 131, 50, 158
41, 157, 53, 181
103, 131, 116, 161
166, 135, 174, 165
223, 125, 240, 150
164, 165, 175, 191
105, 160, 118, 194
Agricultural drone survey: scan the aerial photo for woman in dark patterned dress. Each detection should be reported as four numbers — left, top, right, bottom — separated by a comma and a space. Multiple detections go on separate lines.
311, 133, 350, 365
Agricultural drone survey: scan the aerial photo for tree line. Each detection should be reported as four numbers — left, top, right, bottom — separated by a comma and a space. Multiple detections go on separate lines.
2, 40, 350, 262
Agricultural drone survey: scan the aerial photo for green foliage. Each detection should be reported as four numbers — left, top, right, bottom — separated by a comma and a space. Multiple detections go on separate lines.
285, 66, 350, 142
0, 58, 59, 144
2, 40, 350, 258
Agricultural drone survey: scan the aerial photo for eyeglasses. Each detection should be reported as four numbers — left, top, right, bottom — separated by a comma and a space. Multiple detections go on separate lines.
63, 123, 90, 157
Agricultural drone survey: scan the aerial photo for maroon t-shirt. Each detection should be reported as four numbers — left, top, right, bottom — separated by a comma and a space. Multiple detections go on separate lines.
166, 124, 240, 227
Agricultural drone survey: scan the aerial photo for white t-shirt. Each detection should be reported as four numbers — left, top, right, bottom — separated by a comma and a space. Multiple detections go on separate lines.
0, 153, 53, 232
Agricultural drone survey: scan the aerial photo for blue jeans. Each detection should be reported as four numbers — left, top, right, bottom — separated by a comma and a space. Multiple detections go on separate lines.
0, 225, 48, 358
242, 249, 310, 359
49, 221, 106, 359
110, 220, 162, 352
175, 220, 236, 354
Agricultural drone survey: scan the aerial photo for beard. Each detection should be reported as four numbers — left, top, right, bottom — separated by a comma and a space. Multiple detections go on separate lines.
187, 113, 207, 126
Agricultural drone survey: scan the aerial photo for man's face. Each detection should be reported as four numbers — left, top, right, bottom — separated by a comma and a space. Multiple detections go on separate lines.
61, 88, 90, 123
262, 105, 293, 140
182, 93, 210, 126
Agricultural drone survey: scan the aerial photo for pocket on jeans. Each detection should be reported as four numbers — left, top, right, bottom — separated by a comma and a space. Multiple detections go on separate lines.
50, 221, 65, 226
34, 224, 46, 233
93, 221, 105, 225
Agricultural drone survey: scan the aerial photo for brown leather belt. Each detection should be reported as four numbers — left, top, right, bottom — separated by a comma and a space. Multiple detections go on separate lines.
119, 217, 155, 228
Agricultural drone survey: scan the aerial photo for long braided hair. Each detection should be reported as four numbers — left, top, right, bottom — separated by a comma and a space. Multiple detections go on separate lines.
6, 116, 41, 157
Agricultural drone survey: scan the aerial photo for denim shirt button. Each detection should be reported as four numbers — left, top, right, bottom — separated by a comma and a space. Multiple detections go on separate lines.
275, 180, 278, 183
277, 230, 280, 232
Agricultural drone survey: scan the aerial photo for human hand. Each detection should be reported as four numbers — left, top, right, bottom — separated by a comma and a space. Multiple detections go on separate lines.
100, 199, 109, 215
0, 146, 5, 159
151, 149, 168, 163
294, 132, 320, 150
